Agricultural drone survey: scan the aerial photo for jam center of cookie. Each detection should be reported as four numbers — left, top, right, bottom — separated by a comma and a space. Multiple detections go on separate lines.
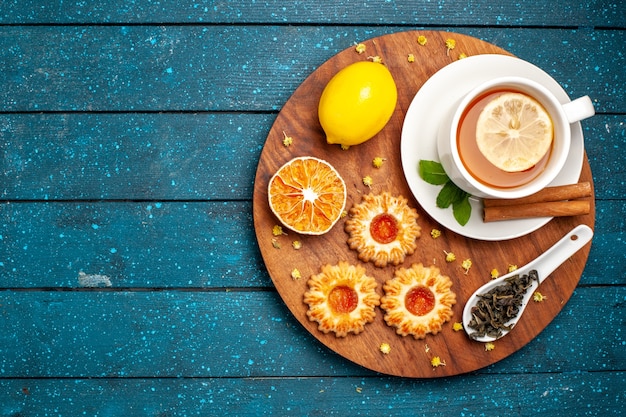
405, 286, 435, 316
328, 285, 359, 314
370, 213, 399, 244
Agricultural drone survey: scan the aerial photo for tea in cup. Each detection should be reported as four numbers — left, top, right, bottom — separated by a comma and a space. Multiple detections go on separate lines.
437, 76, 595, 199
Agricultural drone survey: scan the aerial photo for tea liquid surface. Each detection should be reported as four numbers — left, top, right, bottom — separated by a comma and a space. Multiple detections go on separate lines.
457, 89, 552, 189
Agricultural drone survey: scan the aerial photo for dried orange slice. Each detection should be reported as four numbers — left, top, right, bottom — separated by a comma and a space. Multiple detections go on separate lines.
476, 92, 553, 172
268, 156, 347, 235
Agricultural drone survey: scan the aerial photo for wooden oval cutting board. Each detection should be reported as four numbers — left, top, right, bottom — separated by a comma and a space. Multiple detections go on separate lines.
252, 31, 594, 377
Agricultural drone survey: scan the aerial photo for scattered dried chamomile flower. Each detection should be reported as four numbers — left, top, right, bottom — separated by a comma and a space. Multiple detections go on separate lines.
340, 144, 350, 150
444, 250, 456, 262
462, 258, 472, 274
272, 225, 287, 236
282, 131, 293, 147
508, 264, 518, 273
533, 291, 547, 302
362, 176, 373, 188
485, 342, 495, 351
452, 322, 463, 332
355, 43, 366, 54
292, 240, 302, 250
272, 238, 281, 249
379, 342, 391, 354
430, 229, 441, 239
431, 356, 446, 367
291, 268, 301, 280
417, 35, 428, 45
368, 55, 383, 63
372, 157, 386, 168
458, 53, 468, 59
490, 269, 499, 279
445, 38, 456, 55
407, 53, 415, 63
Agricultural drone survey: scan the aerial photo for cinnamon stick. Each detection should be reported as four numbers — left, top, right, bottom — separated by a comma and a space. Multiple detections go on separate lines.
483, 182, 592, 208
483, 200, 590, 222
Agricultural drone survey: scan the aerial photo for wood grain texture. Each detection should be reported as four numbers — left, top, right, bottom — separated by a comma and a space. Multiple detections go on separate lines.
1, 372, 625, 416
1, 0, 623, 27
0, 113, 273, 200
0, 27, 623, 112
0, 201, 267, 288
0, 114, 622, 201
0, 289, 623, 378
0, 0, 624, 412
0, 200, 622, 289
253, 31, 595, 377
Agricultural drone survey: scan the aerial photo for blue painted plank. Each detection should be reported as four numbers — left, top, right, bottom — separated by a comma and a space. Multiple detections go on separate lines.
0, 201, 623, 288
0, 113, 272, 200
0, 114, 622, 201
1, 372, 625, 416
0, 288, 623, 378
1, 0, 623, 27
0, 201, 270, 288
0, 26, 623, 112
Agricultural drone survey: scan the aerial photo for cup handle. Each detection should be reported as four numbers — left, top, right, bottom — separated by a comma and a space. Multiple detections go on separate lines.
563, 96, 595, 123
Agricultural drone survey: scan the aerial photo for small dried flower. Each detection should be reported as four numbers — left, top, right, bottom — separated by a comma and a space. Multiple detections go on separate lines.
407, 53, 415, 63
379, 342, 391, 354
444, 250, 456, 262
372, 157, 386, 168
340, 144, 350, 150
508, 264, 518, 273
362, 176, 373, 188
340, 210, 348, 218
368, 55, 383, 63
355, 43, 366, 54
462, 258, 472, 274
452, 322, 463, 332
485, 342, 495, 351
424, 343, 430, 353
490, 268, 499, 279
291, 268, 301, 280
271, 238, 281, 249
272, 225, 286, 236
445, 38, 456, 55
430, 229, 441, 239
282, 131, 293, 147
292, 240, 302, 250
356, 387, 363, 394
533, 291, 547, 302
431, 356, 446, 367
417, 35, 428, 45
458, 53, 468, 59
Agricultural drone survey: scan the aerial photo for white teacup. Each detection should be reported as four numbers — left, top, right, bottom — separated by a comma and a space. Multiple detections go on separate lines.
437, 76, 595, 199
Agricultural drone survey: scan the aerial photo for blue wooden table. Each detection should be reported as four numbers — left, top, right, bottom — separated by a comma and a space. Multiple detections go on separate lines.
1, 1, 624, 415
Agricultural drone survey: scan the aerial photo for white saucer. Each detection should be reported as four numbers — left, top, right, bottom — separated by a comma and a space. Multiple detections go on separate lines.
400, 54, 584, 241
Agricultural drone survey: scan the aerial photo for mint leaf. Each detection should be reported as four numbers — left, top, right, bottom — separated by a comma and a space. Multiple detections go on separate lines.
436, 181, 467, 208
419, 160, 450, 185
419, 159, 472, 226
452, 193, 472, 226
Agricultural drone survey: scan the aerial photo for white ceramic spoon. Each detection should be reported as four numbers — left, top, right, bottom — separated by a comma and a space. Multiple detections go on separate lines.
462, 224, 593, 342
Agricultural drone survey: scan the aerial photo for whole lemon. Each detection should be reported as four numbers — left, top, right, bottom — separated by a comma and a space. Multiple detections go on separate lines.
318, 61, 398, 147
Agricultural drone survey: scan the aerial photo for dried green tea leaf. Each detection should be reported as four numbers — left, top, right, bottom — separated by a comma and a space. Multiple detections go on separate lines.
468, 270, 539, 340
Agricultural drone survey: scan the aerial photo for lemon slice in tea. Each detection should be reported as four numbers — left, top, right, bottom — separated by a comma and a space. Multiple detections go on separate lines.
476, 92, 553, 172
